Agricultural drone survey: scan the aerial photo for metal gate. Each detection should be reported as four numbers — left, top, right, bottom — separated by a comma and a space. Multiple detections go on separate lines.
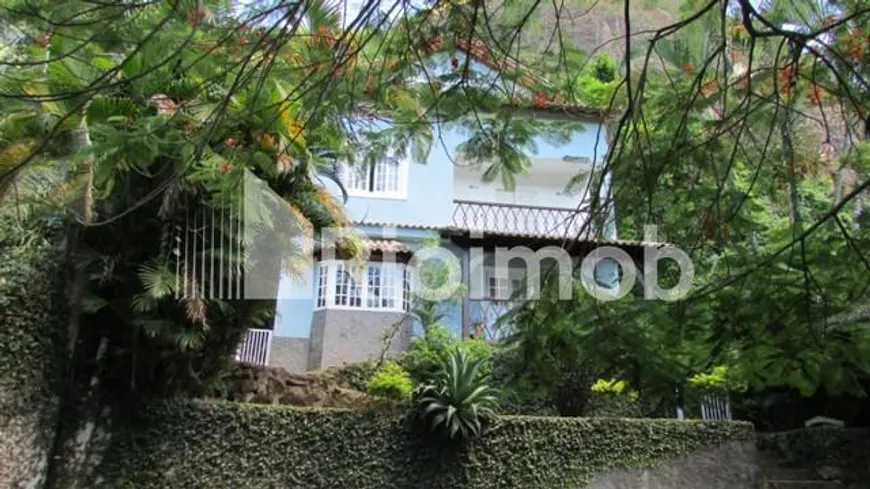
234, 328, 273, 366
700, 392, 731, 420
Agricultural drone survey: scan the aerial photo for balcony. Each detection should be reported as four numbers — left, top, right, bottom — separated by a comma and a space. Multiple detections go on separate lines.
452, 200, 589, 239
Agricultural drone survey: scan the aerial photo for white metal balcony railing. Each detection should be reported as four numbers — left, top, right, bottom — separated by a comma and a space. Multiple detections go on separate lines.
235, 328, 273, 366
452, 200, 589, 238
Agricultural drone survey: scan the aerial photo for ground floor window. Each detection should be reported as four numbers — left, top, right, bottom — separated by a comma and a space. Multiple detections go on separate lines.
315, 260, 411, 312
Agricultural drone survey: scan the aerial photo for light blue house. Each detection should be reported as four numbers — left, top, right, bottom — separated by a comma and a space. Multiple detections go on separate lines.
235, 44, 647, 372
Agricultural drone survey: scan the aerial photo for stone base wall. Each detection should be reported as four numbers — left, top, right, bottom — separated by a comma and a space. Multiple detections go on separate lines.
268, 337, 310, 373
309, 309, 412, 370
586, 441, 759, 489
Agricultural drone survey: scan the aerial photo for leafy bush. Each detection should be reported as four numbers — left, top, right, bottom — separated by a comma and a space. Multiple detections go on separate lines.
488, 344, 558, 415
688, 365, 746, 392
587, 378, 641, 417
330, 361, 377, 392
591, 378, 638, 399
401, 325, 492, 383
592, 54, 617, 82
416, 350, 499, 442
366, 361, 413, 401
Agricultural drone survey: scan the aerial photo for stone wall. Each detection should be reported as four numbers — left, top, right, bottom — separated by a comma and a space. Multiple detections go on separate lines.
585, 441, 759, 489
308, 309, 412, 370
268, 337, 310, 372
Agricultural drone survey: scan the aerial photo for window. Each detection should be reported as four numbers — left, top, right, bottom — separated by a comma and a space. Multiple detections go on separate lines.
486, 270, 525, 300
367, 264, 396, 309
344, 156, 407, 198
315, 261, 411, 311
334, 263, 362, 307
315, 263, 328, 308
402, 268, 412, 311
488, 276, 509, 299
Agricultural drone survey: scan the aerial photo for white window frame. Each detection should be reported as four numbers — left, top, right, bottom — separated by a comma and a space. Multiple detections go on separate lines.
484, 268, 526, 300
314, 260, 411, 312
342, 153, 409, 199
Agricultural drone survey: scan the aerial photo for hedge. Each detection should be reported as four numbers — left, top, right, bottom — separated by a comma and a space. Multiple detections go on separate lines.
0, 218, 66, 488
0, 220, 66, 409
89, 400, 755, 489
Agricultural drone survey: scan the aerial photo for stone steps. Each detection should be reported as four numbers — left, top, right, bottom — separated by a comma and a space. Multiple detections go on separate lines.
758, 450, 845, 489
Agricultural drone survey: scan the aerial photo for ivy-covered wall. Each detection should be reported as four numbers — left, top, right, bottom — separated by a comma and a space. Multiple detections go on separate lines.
0, 221, 66, 489
85, 400, 756, 489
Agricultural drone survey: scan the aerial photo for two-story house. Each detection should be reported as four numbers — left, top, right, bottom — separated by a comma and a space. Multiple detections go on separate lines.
234, 41, 652, 372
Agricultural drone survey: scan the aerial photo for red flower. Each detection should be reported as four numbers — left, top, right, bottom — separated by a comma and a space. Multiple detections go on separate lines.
683, 64, 694, 74
533, 92, 549, 107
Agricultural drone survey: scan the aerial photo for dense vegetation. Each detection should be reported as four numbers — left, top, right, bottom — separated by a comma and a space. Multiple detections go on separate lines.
2, 0, 870, 469
80, 399, 753, 489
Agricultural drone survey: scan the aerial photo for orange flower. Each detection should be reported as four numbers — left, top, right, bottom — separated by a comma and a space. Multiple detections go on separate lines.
219, 162, 233, 174
808, 85, 824, 104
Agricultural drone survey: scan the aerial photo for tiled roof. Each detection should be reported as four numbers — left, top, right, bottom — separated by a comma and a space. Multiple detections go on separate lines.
353, 220, 444, 231
362, 239, 412, 253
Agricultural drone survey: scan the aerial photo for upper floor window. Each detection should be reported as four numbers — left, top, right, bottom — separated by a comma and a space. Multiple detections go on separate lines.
344, 155, 408, 199
485, 269, 525, 300
315, 260, 411, 312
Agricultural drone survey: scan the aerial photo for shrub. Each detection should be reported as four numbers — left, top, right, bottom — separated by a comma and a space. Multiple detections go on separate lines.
330, 361, 377, 392
416, 349, 499, 442
592, 54, 617, 82
401, 325, 492, 383
688, 365, 746, 392
587, 378, 641, 417
366, 361, 413, 401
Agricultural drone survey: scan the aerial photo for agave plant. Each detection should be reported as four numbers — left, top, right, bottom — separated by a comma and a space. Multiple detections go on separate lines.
416, 349, 500, 442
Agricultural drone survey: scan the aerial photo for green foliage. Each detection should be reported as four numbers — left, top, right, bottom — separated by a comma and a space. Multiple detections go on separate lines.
688, 366, 746, 392
329, 361, 377, 392
591, 378, 631, 395
0, 217, 65, 408
416, 350, 499, 442
401, 325, 492, 383
592, 55, 618, 83
0, 217, 66, 484
366, 361, 413, 401
587, 379, 641, 418
89, 399, 755, 489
